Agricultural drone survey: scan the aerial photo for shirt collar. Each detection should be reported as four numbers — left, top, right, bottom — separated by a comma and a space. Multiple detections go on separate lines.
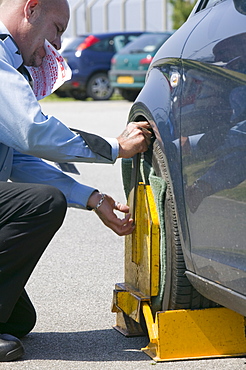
0, 21, 23, 69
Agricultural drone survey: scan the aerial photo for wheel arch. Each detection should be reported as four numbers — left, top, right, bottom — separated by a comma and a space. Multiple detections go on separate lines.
128, 100, 194, 275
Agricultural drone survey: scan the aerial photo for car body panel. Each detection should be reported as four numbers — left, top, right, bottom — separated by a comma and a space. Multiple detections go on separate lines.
180, 0, 246, 295
127, 0, 246, 314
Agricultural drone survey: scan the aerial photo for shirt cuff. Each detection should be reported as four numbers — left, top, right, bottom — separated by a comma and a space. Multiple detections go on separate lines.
67, 182, 97, 209
104, 137, 119, 162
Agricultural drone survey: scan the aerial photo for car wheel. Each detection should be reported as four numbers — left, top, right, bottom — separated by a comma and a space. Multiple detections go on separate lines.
146, 140, 218, 310
120, 89, 140, 102
54, 90, 68, 98
86, 73, 114, 101
70, 89, 88, 100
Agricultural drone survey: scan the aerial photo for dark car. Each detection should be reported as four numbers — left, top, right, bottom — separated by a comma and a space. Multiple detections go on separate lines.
109, 32, 172, 101
122, 0, 246, 317
57, 32, 143, 101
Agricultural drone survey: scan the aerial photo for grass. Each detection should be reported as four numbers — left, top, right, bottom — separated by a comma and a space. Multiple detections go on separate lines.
42, 91, 124, 102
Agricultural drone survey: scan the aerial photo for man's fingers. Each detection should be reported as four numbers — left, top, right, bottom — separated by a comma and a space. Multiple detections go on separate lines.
117, 120, 153, 158
129, 122, 153, 144
94, 195, 136, 236
111, 217, 135, 236
99, 212, 135, 236
114, 201, 130, 213
128, 121, 150, 129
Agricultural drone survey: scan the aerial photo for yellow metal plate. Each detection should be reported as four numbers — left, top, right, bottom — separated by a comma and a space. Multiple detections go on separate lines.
117, 76, 134, 84
125, 184, 160, 297
142, 306, 246, 362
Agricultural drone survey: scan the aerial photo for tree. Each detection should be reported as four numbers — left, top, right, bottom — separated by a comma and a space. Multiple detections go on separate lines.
169, 0, 196, 29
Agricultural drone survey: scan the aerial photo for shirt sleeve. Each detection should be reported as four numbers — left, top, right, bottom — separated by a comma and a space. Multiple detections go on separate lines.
0, 45, 119, 164
10, 150, 97, 209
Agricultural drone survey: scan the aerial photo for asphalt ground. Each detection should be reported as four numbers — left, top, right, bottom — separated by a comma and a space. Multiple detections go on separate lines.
2, 100, 246, 369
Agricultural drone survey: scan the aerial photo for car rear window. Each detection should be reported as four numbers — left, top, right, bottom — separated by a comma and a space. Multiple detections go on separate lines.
113, 34, 142, 52
118, 33, 171, 54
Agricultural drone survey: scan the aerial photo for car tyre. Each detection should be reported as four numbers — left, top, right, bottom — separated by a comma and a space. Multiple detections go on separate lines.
70, 89, 88, 100
120, 89, 140, 102
147, 140, 218, 310
54, 90, 69, 98
86, 73, 114, 101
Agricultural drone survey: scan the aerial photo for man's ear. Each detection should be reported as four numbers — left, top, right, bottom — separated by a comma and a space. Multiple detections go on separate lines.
24, 0, 41, 22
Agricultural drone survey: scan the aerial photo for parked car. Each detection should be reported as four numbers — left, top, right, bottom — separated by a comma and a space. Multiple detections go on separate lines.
124, 0, 246, 316
56, 32, 143, 101
109, 32, 172, 101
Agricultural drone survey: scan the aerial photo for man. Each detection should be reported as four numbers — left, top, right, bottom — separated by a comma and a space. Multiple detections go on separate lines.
0, 0, 151, 362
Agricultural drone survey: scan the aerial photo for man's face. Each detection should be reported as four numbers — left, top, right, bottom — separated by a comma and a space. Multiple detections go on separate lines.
22, 0, 69, 67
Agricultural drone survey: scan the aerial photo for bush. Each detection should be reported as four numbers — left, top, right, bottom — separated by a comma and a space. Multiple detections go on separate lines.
170, 0, 196, 29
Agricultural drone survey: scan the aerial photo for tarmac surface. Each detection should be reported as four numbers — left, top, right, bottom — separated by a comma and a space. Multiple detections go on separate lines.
2, 100, 246, 369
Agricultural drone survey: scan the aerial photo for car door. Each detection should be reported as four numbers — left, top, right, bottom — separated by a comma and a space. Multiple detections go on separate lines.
180, 0, 246, 294
85, 36, 116, 73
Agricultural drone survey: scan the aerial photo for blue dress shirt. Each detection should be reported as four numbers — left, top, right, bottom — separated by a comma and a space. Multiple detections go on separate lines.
0, 22, 119, 209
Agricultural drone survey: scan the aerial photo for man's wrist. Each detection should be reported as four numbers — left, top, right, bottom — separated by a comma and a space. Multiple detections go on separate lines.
87, 191, 105, 210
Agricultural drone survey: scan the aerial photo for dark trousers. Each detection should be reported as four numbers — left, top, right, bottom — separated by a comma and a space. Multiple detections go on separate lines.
0, 182, 67, 338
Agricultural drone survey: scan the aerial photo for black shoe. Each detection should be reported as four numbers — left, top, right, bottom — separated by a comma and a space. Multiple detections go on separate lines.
0, 334, 24, 362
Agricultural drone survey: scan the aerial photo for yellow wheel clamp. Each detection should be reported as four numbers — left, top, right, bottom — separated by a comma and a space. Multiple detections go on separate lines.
112, 155, 246, 362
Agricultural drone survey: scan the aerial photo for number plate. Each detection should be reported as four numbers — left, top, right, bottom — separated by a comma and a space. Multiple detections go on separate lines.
117, 76, 134, 84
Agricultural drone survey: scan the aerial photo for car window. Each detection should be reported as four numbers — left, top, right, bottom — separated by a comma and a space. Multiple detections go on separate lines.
196, 0, 225, 12
205, 0, 222, 7
89, 38, 115, 52
128, 35, 140, 43
113, 34, 142, 52
113, 35, 126, 52
119, 33, 171, 54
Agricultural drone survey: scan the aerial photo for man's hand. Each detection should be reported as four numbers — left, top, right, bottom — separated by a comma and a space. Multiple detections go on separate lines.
117, 121, 152, 158
87, 191, 134, 236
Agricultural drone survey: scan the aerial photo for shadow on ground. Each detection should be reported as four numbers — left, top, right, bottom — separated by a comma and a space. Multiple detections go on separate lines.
22, 328, 150, 362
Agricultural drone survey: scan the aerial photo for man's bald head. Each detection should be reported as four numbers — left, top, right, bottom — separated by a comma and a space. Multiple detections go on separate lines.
0, 0, 70, 66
